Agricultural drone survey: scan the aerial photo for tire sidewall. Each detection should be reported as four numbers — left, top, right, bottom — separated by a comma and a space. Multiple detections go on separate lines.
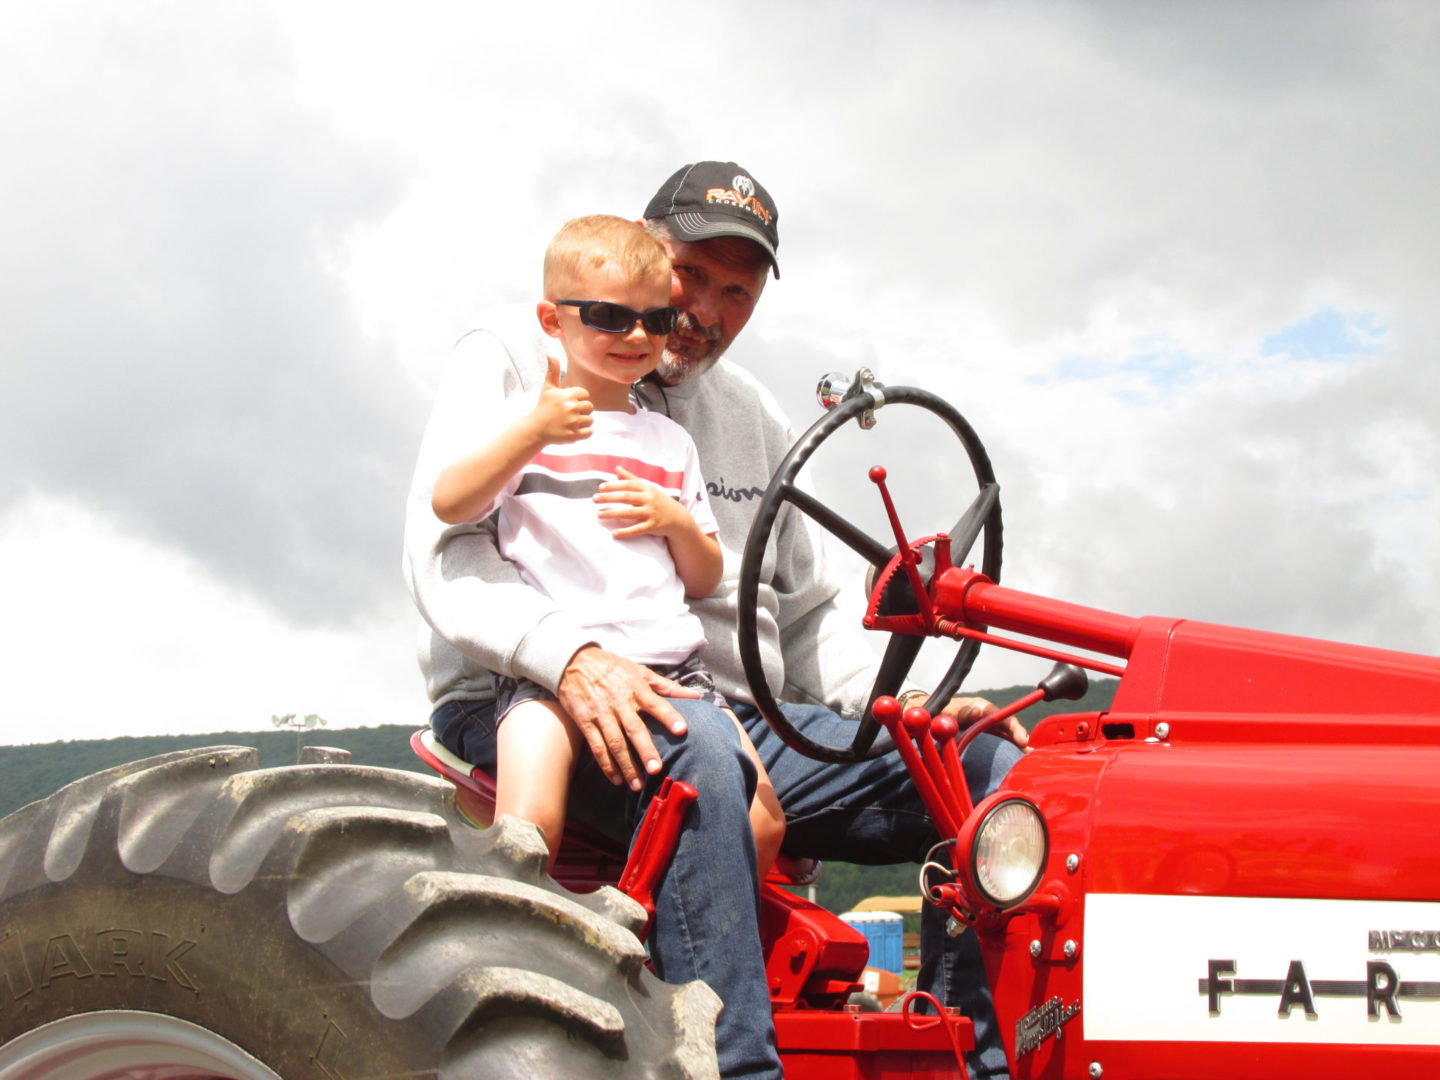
1, 862, 434, 1076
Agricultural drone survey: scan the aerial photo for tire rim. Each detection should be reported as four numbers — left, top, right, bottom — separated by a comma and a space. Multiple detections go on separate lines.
0, 1010, 281, 1080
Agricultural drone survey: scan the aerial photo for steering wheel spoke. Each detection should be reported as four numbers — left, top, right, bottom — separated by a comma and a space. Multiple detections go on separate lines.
783, 484, 893, 567
948, 482, 1001, 566
872, 633, 923, 698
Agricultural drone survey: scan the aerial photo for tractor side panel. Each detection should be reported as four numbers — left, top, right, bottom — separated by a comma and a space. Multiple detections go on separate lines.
989, 736, 1440, 1079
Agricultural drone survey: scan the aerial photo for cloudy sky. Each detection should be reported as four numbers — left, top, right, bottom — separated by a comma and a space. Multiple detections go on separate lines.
3, 0, 1436, 746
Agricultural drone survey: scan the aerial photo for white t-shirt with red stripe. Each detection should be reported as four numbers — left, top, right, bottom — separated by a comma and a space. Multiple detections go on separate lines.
486, 407, 719, 667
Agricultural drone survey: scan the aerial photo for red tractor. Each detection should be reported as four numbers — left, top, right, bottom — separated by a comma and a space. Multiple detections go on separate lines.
2, 376, 1437, 1079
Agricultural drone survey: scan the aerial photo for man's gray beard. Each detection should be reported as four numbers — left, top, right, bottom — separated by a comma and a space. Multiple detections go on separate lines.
654, 349, 717, 386
654, 313, 724, 386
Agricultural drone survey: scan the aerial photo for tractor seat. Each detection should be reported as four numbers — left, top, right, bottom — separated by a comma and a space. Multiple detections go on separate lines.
410, 728, 820, 887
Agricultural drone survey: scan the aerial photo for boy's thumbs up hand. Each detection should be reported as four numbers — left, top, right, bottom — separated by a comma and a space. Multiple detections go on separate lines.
534, 355, 593, 443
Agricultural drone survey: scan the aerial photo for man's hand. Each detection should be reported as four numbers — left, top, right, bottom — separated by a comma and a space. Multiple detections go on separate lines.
910, 693, 1030, 749
556, 645, 699, 789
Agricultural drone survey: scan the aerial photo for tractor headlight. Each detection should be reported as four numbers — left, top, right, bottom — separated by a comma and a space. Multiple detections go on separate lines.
970, 798, 1048, 908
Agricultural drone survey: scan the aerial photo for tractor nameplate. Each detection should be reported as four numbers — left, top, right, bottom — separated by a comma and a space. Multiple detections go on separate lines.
1016, 996, 1081, 1057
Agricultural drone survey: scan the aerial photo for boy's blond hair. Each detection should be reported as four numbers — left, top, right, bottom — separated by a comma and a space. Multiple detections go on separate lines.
544, 215, 670, 299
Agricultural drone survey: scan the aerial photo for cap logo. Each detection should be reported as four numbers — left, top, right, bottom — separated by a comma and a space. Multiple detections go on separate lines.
704, 175, 773, 226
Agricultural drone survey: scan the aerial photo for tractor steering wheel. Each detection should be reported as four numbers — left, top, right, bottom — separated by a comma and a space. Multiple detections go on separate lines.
737, 384, 1003, 764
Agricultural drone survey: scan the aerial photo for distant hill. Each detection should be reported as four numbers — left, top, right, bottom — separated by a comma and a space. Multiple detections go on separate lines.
977, 674, 1117, 722
0, 725, 433, 819
0, 676, 1118, 920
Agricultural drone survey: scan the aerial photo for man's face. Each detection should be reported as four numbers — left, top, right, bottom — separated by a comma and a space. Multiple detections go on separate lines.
653, 234, 769, 385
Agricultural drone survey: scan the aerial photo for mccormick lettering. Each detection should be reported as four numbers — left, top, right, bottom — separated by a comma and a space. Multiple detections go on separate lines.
1370, 929, 1440, 952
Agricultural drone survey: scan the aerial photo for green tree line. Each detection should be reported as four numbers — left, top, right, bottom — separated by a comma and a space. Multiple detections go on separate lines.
0, 677, 1116, 915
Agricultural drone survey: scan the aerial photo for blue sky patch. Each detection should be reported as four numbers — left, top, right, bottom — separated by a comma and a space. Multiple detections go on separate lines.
1035, 341, 1197, 400
1121, 348, 1197, 392
1054, 355, 1108, 381
1261, 307, 1385, 363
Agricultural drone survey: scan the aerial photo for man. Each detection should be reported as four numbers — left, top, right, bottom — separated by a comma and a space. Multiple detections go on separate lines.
403, 162, 1022, 1080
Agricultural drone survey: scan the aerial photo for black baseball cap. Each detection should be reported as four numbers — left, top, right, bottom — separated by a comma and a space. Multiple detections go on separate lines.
644, 162, 780, 278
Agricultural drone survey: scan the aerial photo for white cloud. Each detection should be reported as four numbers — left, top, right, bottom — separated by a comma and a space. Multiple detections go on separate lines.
1, 0, 1435, 744
0, 493, 420, 745
1, 1, 425, 626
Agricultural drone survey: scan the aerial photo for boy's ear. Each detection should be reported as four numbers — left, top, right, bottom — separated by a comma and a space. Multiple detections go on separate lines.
536, 300, 563, 339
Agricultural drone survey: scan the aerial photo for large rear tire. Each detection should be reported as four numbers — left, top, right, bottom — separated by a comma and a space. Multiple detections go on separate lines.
0, 747, 720, 1078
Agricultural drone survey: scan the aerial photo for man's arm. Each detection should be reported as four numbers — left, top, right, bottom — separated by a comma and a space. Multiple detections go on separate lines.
404, 327, 586, 684
403, 321, 692, 788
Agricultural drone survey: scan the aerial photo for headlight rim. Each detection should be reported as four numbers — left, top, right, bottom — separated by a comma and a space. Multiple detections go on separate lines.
968, 795, 1048, 910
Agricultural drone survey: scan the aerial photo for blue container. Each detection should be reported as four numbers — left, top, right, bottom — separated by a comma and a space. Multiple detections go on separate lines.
840, 911, 904, 975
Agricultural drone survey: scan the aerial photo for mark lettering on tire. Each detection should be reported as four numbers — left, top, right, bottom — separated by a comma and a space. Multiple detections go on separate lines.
1, 929, 200, 999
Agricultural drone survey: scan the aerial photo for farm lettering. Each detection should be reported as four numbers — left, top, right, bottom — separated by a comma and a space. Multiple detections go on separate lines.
1201, 958, 1440, 1019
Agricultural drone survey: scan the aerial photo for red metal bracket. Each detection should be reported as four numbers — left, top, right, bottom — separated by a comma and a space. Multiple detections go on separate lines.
618, 776, 698, 940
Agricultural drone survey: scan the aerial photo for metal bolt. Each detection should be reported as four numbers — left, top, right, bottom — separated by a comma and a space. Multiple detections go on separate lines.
1064, 940, 1078, 959
1155, 721, 1170, 740
1066, 853, 1080, 874
1029, 940, 1042, 958
1089, 1064, 1103, 1079
945, 916, 968, 938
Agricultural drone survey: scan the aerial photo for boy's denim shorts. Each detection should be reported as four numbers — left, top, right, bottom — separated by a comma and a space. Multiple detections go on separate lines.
493, 651, 728, 721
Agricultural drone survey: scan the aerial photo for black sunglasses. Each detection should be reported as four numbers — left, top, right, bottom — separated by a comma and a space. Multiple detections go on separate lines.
556, 300, 679, 335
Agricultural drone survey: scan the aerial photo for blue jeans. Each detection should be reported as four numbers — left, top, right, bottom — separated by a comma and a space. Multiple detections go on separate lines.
432, 696, 1020, 1080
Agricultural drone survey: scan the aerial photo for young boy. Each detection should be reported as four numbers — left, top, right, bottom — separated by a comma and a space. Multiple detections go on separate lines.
431, 215, 784, 873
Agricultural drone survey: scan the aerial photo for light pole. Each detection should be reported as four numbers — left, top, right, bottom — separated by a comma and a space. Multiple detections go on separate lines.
270, 712, 327, 763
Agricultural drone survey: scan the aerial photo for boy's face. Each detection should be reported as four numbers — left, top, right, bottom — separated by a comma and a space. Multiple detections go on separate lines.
543, 261, 672, 395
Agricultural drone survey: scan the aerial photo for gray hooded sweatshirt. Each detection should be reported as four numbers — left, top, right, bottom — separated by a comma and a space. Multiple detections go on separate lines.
403, 306, 877, 718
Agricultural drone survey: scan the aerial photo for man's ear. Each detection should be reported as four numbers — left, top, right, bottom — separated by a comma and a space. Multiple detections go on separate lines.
536, 300, 562, 339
